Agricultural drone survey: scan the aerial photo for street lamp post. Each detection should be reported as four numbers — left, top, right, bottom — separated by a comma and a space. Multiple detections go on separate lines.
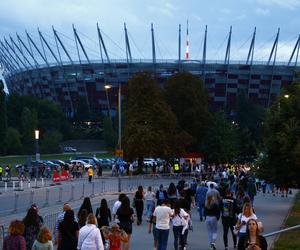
104, 84, 112, 119
34, 130, 40, 161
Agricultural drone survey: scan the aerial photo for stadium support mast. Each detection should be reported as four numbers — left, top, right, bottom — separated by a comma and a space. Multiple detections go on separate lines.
224, 26, 232, 65
16, 33, 39, 68
124, 23, 132, 64
38, 29, 60, 65
203, 25, 207, 65
185, 19, 189, 60
178, 24, 181, 70
246, 27, 256, 65
7, 37, 29, 70
2, 39, 22, 71
73, 25, 90, 64
288, 34, 300, 67
267, 28, 280, 66
26, 31, 49, 67
0, 44, 18, 72
97, 23, 110, 64
52, 26, 74, 65
151, 23, 156, 66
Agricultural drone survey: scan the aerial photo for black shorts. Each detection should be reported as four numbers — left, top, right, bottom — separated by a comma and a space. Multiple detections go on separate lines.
119, 221, 132, 234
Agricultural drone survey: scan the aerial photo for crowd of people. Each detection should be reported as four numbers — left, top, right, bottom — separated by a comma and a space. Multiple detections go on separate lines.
3, 164, 280, 250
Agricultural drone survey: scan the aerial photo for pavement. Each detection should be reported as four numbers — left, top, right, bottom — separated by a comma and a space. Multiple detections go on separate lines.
0, 177, 297, 250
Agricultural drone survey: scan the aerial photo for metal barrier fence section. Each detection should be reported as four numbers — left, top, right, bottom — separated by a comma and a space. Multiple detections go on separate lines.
0, 175, 193, 216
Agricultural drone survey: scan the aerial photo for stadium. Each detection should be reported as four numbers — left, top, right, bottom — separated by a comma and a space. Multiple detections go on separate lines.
0, 24, 299, 116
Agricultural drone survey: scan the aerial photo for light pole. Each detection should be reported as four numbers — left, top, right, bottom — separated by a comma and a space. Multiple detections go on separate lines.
118, 82, 122, 151
34, 130, 40, 161
104, 84, 112, 119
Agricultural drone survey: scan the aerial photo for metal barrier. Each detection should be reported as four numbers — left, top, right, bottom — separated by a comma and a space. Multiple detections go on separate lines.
43, 212, 60, 232
0, 225, 5, 249
263, 224, 300, 238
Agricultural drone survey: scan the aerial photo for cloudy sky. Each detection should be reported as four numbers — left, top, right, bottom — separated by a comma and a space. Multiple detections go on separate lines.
0, 0, 300, 67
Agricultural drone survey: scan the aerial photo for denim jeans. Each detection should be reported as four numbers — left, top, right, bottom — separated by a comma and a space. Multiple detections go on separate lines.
173, 225, 187, 250
156, 228, 169, 250
145, 200, 154, 219
205, 216, 218, 244
198, 202, 205, 220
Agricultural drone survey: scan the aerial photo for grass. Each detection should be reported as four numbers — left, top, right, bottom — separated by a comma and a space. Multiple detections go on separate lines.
272, 191, 300, 250
0, 151, 114, 167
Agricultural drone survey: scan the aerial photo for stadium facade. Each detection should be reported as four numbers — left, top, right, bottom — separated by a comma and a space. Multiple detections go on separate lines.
0, 24, 299, 116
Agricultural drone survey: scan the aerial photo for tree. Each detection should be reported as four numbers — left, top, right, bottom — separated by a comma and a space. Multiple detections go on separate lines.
103, 116, 117, 149
40, 131, 63, 153
5, 127, 22, 155
123, 72, 192, 164
0, 81, 7, 154
21, 107, 38, 154
261, 82, 300, 186
235, 91, 266, 158
164, 72, 211, 150
202, 112, 239, 163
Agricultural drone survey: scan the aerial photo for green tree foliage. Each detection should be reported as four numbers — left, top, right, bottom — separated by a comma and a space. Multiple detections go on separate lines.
235, 91, 265, 158
74, 96, 91, 121
164, 72, 211, 150
103, 116, 117, 149
40, 131, 63, 153
0, 81, 7, 154
5, 127, 23, 155
261, 83, 300, 186
202, 112, 238, 163
21, 107, 38, 154
123, 72, 192, 161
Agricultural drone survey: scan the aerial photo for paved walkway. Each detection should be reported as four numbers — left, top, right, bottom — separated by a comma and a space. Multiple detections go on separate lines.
0, 185, 297, 250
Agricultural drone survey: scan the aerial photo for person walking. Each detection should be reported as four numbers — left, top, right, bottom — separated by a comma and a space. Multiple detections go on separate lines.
88, 166, 94, 183
78, 197, 93, 218
156, 185, 167, 206
134, 185, 145, 225
144, 186, 156, 222
235, 202, 257, 239
95, 198, 111, 245
0, 165, 3, 181
195, 181, 208, 221
171, 200, 189, 250
3, 220, 26, 250
77, 214, 104, 250
116, 196, 134, 250
23, 207, 43, 250
31, 226, 53, 250
57, 210, 79, 250
220, 189, 238, 250
237, 219, 267, 250
153, 199, 173, 250
204, 195, 220, 250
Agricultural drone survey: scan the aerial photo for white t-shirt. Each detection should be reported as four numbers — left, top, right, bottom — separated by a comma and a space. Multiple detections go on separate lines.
144, 191, 155, 201
172, 208, 189, 227
153, 205, 173, 230
112, 201, 121, 215
238, 213, 258, 233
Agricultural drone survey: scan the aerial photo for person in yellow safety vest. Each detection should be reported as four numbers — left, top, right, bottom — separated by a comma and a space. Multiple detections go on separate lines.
0, 166, 2, 180
88, 166, 93, 183
174, 163, 180, 174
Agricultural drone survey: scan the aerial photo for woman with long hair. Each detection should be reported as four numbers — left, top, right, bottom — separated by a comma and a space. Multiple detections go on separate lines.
78, 197, 93, 218
237, 219, 267, 250
3, 220, 26, 250
31, 226, 53, 250
171, 200, 189, 250
23, 207, 43, 250
77, 214, 104, 250
57, 210, 79, 250
96, 198, 112, 244
167, 182, 178, 208
78, 209, 88, 229
134, 185, 144, 225
144, 186, 155, 222
235, 202, 257, 238
116, 196, 134, 250
204, 195, 220, 250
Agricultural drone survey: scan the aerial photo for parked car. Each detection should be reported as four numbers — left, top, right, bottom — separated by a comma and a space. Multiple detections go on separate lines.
70, 160, 92, 169
64, 146, 77, 152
